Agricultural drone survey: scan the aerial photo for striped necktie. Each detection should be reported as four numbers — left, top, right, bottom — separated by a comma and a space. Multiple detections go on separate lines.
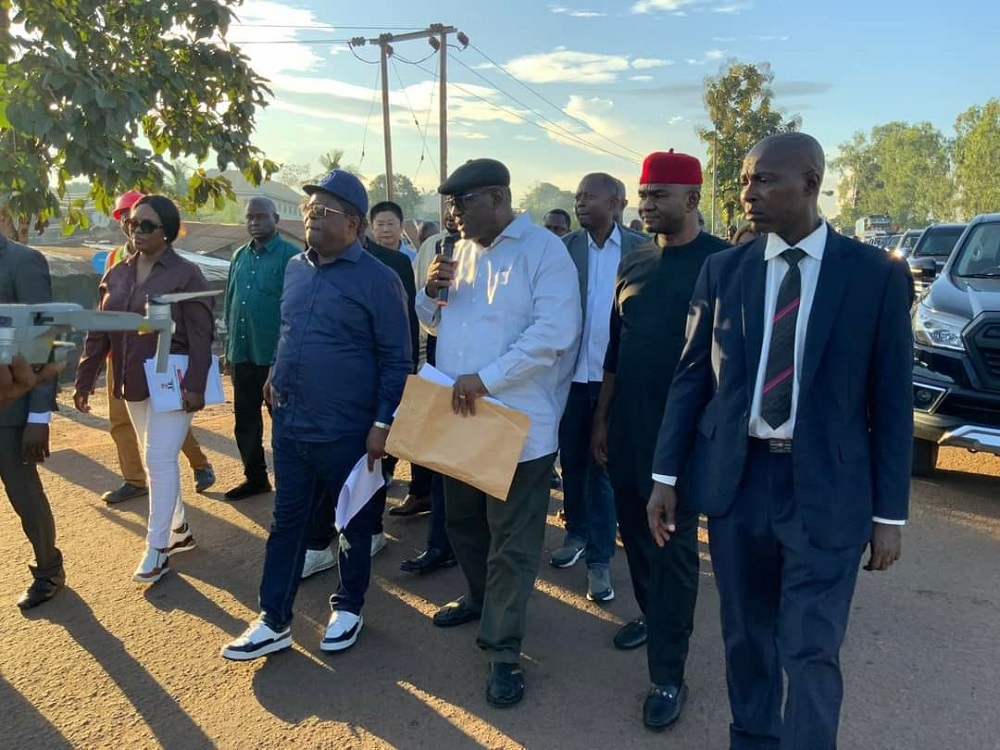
761, 247, 806, 429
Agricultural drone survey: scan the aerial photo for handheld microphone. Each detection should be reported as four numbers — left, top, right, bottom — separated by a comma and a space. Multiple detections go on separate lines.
436, 233, 458, 307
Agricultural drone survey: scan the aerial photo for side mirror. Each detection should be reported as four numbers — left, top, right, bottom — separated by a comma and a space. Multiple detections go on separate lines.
909, 257, 938, 282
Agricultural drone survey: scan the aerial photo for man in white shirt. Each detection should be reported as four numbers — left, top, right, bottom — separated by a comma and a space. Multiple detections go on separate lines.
418, 158, 581, 708
647, 133, 912, 749
552, 173, 646, 604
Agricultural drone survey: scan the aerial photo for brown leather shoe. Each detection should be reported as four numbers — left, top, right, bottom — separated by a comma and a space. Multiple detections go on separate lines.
388, 493, 432, 516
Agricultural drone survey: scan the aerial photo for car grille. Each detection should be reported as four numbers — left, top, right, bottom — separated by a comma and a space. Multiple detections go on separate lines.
966, 318, 1000, 390
936, 394, 1000, 428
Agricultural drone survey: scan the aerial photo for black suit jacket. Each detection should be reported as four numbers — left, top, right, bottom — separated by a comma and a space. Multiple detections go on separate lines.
0, 235, 58, 427
365, 240, 420, 372
652, 228, 913, 549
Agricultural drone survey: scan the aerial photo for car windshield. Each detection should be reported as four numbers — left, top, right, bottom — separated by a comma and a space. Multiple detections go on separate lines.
912, 227, 966, 258
953, 223, 1000, 277
901, 232, 921, 250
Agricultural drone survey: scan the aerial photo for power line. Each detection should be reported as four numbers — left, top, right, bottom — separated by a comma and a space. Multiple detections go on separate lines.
445, 53, 641, 163
468, 42, 645, 160
389, 58, 438, 179
402, 57, 638, 164
358, 67, 382, 171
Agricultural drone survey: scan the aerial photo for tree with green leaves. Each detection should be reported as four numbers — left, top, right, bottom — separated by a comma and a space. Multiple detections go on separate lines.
519, 182, 576, 225
0, 0, 277, 241
952, 99, 1000, 219
698, 61, 801, 230
368, 174, 424, 220
832, 122, 953, 228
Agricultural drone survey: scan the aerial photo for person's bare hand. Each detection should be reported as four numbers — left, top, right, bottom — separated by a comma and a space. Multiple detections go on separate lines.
0, 357, 64, 406
864, 522, 902, 571
23, 424, 50, 463
73, 389, 91, 413
425, 255, 457, 299
182, 391, 205, 413
263, 376, 273, 406
452, 374, 489, 416
366, 425, 389, 471
647, 483, 678, 547
592, 418, 609, 469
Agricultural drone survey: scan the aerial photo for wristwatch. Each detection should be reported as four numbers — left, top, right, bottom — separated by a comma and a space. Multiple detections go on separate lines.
373, 421, 391, 430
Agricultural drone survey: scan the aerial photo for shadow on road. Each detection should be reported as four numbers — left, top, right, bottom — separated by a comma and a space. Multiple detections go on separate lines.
22, 588, 214, 749
0, 675, 74, 749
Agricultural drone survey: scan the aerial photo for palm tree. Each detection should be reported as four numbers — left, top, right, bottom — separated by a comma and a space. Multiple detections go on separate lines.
314, 149, 363, 182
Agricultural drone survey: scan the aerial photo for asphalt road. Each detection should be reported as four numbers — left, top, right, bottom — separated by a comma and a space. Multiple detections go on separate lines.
1, 388, 998, 749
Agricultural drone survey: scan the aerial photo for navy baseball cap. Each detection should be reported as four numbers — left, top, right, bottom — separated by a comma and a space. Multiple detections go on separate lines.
302, 170, 369, 217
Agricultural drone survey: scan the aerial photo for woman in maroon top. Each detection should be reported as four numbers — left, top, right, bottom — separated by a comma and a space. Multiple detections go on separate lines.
74, 195, 214, 584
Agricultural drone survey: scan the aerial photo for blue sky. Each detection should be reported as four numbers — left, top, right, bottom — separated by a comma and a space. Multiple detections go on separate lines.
229, 0, 998, 215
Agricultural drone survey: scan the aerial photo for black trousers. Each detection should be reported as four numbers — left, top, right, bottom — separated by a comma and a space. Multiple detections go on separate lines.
0, 427, 63, 579
232, 363, 272, 482
614, 487, 699, 687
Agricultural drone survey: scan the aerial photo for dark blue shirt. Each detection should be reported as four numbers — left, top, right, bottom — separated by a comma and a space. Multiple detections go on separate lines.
269, 240, 412, 442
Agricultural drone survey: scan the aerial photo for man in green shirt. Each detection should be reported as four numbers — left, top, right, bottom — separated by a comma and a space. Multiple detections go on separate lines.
223, 197, 301, 501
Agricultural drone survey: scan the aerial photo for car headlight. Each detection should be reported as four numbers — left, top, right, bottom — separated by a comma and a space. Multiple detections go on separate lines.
912, 303, 967, 351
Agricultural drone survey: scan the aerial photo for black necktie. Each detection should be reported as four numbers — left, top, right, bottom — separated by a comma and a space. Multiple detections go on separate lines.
761, 248, 806, 429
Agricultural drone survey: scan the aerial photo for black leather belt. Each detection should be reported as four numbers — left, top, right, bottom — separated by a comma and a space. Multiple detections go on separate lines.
752, 437, 793, 454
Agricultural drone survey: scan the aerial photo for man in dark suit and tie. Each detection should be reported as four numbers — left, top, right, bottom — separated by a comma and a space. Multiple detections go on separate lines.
647, 133, 912, 749
0, 233, 65, 609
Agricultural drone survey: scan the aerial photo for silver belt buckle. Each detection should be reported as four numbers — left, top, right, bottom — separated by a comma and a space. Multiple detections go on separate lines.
768, 439, 793, 454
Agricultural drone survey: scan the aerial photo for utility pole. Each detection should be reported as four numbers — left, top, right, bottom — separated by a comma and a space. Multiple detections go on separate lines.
378, 36, 394, 201
352, 25, 468, 220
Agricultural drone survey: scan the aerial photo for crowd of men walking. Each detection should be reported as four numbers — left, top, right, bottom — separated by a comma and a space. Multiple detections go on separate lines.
0, 131, 913, 749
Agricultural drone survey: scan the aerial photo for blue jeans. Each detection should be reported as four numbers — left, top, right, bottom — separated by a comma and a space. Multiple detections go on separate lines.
258, 425, 383, 630
557, 381, 616, 568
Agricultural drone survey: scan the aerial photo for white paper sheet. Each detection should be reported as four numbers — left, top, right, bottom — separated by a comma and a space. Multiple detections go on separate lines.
143, 354, 225, 413
335, 456, 385, 534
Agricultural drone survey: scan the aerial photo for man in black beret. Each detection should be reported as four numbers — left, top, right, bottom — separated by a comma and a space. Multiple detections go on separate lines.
416, 158, 582, 707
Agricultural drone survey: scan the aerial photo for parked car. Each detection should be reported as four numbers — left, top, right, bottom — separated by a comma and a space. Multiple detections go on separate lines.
888, 228, 923, 258
910, 213, 1000, 476
907, 223, 968, 296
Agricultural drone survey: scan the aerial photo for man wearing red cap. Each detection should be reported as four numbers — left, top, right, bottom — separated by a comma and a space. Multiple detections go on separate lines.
100, 190, 215, 505
592, 149, 730, 730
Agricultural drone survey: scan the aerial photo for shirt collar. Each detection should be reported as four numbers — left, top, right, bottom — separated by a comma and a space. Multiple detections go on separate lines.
493, 213, 533, 245
306, 239, 363, 266
764, 221, 828, 262
126, 245, 180, 268
250, 232, 282, 253
588, 223, 622, 251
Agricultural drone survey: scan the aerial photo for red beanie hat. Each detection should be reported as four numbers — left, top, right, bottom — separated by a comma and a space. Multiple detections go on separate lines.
640, 149, 702, 186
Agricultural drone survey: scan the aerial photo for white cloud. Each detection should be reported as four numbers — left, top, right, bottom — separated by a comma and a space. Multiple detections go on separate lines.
505, 48, 631, 84
712, 36, 738, 42
228, 0, 326, 78
268, 100, 370, 126
712, 1, 753, 12
687, 48, 728, 65
668, 116, 685, 125
752, 34, 789, 41
630, 75, 654, 82
455, 132, 490, 140
514, 135, 538, 142
539, 95, 631, 157
571, 10, 608, 16
631, 57, 673, 69
549, 3, 570, 11
631, 0, 700, 12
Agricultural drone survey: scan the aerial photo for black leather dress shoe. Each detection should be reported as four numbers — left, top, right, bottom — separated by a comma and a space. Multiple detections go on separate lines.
17, 575, 65, 610
432, 597, 481, 628
400, 547, 458, 574
613, 616, 647, 650
643, 683, 687, 731
388, 493, 432, 516
224, 479, 272, 501
487, 662, 525, 708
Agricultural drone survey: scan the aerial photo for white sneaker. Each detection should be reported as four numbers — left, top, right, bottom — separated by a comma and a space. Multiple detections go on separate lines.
320, 610, 363, 652
221, 617, 292, 661
167, 523, 197, 556
133, 546, 170, 584
301, 546, 338, 579
370, 532, 387, 558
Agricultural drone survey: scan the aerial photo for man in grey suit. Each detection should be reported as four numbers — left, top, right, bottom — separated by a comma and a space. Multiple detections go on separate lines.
551, 173, 647, 602
0, 233, 65, 609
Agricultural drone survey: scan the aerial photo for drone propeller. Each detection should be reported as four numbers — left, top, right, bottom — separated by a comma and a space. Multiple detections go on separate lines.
148, 290, 224, 305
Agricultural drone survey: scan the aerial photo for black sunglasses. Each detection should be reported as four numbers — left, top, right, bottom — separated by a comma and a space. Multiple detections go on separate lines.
124, 218, 164, 235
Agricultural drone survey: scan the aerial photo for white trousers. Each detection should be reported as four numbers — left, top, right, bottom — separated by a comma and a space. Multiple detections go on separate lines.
125, 399, 193, 549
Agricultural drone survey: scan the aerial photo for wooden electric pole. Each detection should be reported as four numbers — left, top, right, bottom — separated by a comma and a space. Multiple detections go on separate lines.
351, 25, 467, 219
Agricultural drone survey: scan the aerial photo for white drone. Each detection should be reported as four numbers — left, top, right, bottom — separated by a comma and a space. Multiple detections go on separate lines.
0, 291, 222, 373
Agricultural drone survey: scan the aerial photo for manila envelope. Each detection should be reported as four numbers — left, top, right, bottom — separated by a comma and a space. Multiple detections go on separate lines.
386, 375, 531, 500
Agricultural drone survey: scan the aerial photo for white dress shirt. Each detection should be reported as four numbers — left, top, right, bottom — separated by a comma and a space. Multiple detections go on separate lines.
415, 213, 582, 462
652, 223, 903, 525
574, 225, 622, 384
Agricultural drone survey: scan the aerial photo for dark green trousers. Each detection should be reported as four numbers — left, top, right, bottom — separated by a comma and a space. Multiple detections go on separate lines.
443, 452, 555, 663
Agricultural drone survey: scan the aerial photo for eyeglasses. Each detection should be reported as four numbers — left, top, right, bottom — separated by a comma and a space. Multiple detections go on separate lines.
301, 204, 347, 220
444, 188, 493, 211
123, 219, 163, 235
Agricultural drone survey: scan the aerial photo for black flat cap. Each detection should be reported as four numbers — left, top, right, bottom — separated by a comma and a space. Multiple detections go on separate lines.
437, 158, 511, 195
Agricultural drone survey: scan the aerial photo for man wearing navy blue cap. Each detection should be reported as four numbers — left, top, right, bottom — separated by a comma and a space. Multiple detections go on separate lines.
222, 170, 413, 660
